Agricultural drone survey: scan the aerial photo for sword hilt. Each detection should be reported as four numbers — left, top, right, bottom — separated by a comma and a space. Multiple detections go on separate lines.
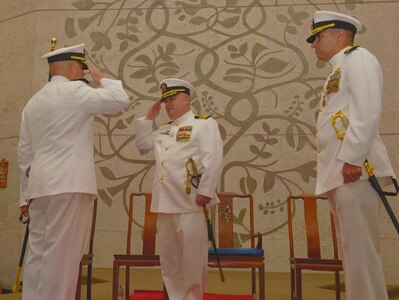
185, 157, 200, 194
364, 160, 375, 177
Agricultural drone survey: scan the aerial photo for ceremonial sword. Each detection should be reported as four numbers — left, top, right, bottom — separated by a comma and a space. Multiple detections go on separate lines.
331, 111, 399, 234
186, 157, 225, 282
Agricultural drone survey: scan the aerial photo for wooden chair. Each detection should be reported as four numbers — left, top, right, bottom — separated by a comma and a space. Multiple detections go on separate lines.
208, 192, 265, 300
112, 192, 168, 300
75, 198, 98, 300
287, 194, 343, 300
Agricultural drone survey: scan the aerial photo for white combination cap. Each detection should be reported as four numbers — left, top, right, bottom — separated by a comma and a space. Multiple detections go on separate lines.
307, 11, 362, 43
159, 78, 194, 102
42, 43, 87, 69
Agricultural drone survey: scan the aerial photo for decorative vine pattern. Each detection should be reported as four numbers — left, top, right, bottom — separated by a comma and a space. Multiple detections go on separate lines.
65, 0, 360, 248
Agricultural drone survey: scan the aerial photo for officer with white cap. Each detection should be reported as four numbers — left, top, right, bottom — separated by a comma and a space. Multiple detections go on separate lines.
18, 41, 129, 300
308, 11, 394, 300
135, 78, 223, 299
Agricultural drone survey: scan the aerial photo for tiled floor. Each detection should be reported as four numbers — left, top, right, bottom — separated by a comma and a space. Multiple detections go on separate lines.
1, 268, 399, 300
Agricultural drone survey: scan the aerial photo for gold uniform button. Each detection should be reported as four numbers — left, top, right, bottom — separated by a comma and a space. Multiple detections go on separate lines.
160, 176, 165, 181
165, 147, 168, 151
161, 161, 165, 166
319, 108, 323, 113
315, 128, 318, 133
317, 147, 321, 154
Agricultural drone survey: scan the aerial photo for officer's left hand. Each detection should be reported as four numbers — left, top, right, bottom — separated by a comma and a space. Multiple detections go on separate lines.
342, 162, 362, 184
196, 194, 211, 206
20, 205, 29, 219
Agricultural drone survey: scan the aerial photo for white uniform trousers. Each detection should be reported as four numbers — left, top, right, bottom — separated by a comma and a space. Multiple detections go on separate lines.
22, 193, 93, 300
158, 211, 208, 300
327, 180, 388, 300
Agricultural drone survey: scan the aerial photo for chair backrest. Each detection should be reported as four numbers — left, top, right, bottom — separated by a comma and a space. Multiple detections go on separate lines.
287, 194, 339, 260
215, 192, 255, 249
127, 192, 158, 255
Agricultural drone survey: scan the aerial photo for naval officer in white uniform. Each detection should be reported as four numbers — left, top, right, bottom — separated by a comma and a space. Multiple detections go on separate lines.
18, 42, 129, 300
308, 11, 395, 300
135, 78, 223, 300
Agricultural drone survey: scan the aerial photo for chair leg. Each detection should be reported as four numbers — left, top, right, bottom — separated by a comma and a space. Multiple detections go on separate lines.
75, 261, 82, 300
258, 264, 265, 300
125, 266, 130, 300
112, 261, 120, 300
290, 267, 295, 300
251, 268, 256, 299
335, 271, 340, 300
87, 264, 92, 300
295, 268, 302, 300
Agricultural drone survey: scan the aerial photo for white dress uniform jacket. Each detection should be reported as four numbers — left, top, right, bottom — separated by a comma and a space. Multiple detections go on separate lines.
18, 75, 129, 205
315, 46, 395, 196
135, 110, 223, 213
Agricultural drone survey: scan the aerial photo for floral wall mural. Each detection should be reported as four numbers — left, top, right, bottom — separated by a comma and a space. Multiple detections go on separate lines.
63, 0, 363, 245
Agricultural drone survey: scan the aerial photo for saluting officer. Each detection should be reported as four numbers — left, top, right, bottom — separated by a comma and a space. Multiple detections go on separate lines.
308, 11, 395, 300
135, 78, 223, 300
18, 42, 129, 300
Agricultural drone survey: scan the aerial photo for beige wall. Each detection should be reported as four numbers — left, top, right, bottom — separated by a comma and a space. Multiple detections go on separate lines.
1, 0, 399, 288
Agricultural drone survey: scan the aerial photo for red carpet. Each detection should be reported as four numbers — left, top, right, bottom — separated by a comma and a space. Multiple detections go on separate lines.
131, 290, 251, 299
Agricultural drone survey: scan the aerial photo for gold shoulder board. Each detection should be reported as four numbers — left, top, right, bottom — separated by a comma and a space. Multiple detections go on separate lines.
195, 114, 210, 120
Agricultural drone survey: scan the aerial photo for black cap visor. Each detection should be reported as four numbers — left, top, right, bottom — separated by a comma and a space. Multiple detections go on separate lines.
306, 20, 357, 43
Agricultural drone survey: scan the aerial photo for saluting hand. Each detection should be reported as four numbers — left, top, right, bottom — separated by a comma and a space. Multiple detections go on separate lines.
145, 101, 162, 120
87, 64, 104, 83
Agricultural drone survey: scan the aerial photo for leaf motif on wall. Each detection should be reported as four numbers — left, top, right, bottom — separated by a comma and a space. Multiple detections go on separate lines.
296, 161, 317, 183
72, 0, 95, 10
99, 166, 117, 180
90, 32, 112, 51
220, 16, 240, 28
97, 189, 113, 207
258, 58, 289, 73
65, 18, 77, 38
190, 16, 207, 25
251, 43, 268, 62
263, 172, 275, 193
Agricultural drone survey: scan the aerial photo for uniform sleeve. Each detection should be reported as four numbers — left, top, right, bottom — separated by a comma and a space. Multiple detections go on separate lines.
17, 110, 33, 206
74, 78, 129, 115
337, 49, 383, 166
197, 118, 224, 198
135, 117, 156, 150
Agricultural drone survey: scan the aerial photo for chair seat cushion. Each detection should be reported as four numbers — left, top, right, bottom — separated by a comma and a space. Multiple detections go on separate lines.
209, 248, 264, 257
